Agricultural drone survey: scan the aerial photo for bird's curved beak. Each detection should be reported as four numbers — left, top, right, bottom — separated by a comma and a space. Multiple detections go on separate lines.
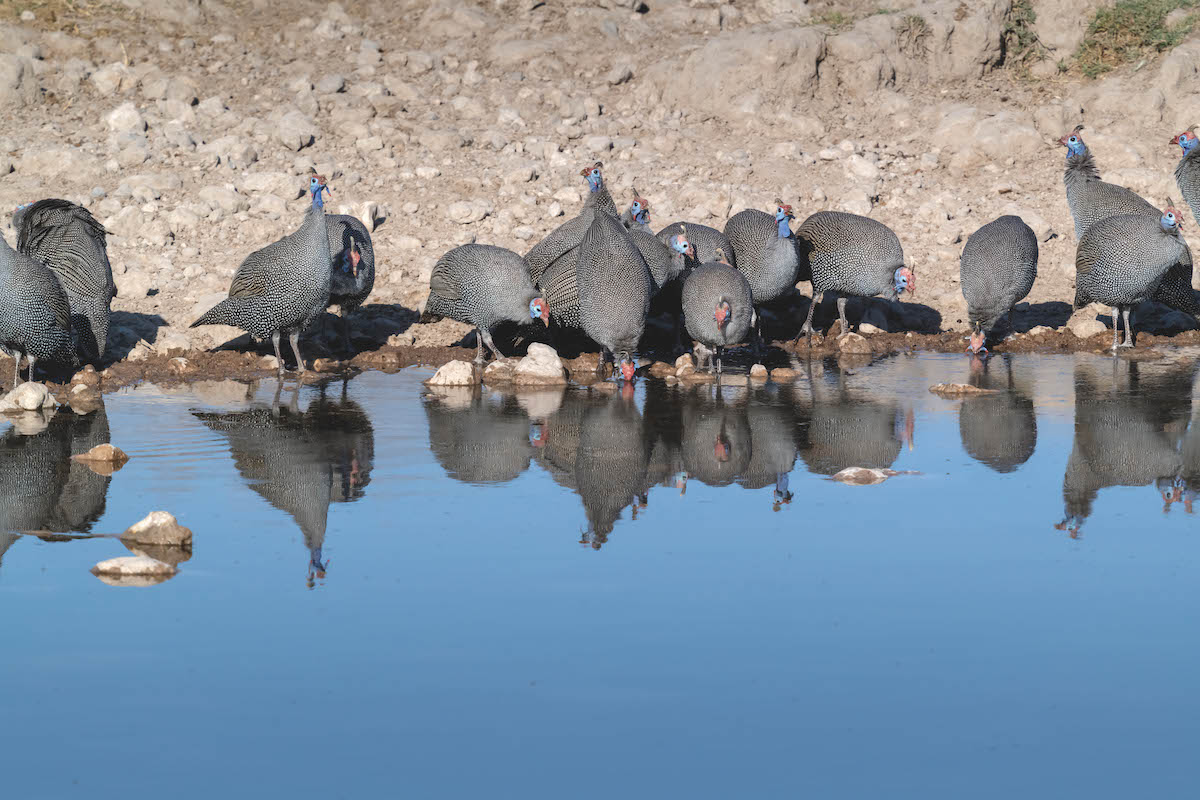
1057, 134, 1069, 146
1171, 134, 1182, 145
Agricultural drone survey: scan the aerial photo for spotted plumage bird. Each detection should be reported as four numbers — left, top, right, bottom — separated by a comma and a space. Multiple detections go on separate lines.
658, 220, 735, 268
1061, 126, 1200, 322
1074, 207, 1187, 350
325, 214, 375, 353
524, 161, 619, 286
577, 210, 652, 381
423, 243, 549, 363
723, 201, 799, 350
960, 215, 1038, 354
0, 233, 74, 385
797, 210, 913, 342
13, 199, 117, 365
681, 246, 754, 374
620, 187, 653, 234
1171, 127, 1200, 226
191, 174, 333, 374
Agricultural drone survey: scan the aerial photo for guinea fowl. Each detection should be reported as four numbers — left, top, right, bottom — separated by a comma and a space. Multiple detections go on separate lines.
325, 214, 374, 353
14, 199, 117, 365
620, 187, 653, 234
0, 233, 74, 385
1171, 128, 1200, 226
960, 215, 1038, 354
1060, 126, 1200, 321
191, 174, 333, 375
681, 246, 754, 374
576, 206, 653, 381
631, 227, 693, 295
524, 161, 619, 286
723, 201, 799, 349
657, 221, 735, 268
1074, 207, 1187, 350
423, 243, 549, 363
798, 210, 913, 343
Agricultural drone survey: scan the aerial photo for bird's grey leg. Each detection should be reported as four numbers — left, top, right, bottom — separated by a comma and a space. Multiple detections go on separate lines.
715, 345, 723, 375
11, 350, 20, 387
474, 329, 486, 365
26, 355, 35, 383
1121, 307, 1134, 348
289, 330, 307, 372
271, 377, 284, 417
340, 308, 353, 354
1111, 307, 1120, 352
271, 331, 286, 376
801, 292, 824, 343
836, 295, 849, 337
481, 328, 503, 361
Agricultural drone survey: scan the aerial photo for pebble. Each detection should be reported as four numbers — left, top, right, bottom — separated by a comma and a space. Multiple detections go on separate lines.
426, 360, 478, 386
122, 511, 192, 546
91, 555, 177, 580
73, 443, 130, 466
833, 467, 903, 486
750, 364, 768, 379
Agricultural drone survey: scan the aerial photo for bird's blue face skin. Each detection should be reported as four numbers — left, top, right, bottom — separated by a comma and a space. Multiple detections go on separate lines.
894, 268, 909, 295
1064, 135, 1085, 156
310, 177, 331, 208
1177, 133, 1198, 153
586, 169, 602, 192
670, 236, 689, 255
775, 206, 793, 237
1161, 210, 1179, 231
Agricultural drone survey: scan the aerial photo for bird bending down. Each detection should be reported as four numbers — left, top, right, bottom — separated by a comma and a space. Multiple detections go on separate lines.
325, 213, 375, 354
960, 215, 1039, 355
0, 233, 74, 385
191, 174, 333, 375
423, 243, 549, 364
682, 245, 754, 374
13, 199, 117, 366
722, 201, 799, 352
797, 211, 914, 344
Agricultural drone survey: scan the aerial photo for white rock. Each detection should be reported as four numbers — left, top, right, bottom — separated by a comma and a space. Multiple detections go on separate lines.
426, 360, 478, 386
91, 555, 177, 577
1068, 313, 1107, 339
833, 467, 900, 486
276, 109, 316, 151
105, 102, 146, 133
846, 154, 879, 181
155, 329, 191, 353
123, 511, 193, 546
514, 343, 568, 385
0, 382, 57, 413
416, 166, 441, 179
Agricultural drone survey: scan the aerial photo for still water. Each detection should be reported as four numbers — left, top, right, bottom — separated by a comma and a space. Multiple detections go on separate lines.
2, 353, 1198, 798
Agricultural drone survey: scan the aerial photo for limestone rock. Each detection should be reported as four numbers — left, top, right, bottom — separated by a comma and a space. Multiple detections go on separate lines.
837, 332, 872, 355
833, 467, 902, 486
73, 443, 130, 466
0, 382, 57, 413
426, 360, 478, 386
513, 343, 568, 385
122, 511, 193, 547
91, 555, 178, 585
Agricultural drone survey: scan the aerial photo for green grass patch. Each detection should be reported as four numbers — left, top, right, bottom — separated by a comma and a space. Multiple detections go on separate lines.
1075, 0, 1200, 78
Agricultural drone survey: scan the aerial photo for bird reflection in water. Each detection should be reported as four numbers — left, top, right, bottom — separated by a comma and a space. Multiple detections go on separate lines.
194, 377, 373, 588
958, 354, 1037, 474
1056, 356, 1198, 538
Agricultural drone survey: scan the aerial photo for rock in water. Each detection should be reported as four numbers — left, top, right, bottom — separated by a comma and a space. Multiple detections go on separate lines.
929, 383, 999, 396
427, 360, 478, 386
514, 343, 567, 385
73, 443, 130, 467
91, 555, 178, 584
0, 382, 57, 413
122, 511, 192, 546
832, 467, 901, 485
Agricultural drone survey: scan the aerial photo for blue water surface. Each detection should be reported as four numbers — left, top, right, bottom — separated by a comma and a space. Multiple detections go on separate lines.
1, 352, 1197, 798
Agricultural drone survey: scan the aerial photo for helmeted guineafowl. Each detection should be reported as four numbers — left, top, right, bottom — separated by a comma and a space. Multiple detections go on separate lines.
325, 214, 374, 353
681, 246, 754, 374
191, 174, 333, 375
631, 227, 692, 295
577, 209, 652, 381
959, 215, 1038, 354
0, 233, 73, 385
524, 161, 619, 286
620, 187, 653, 234
1074, 207, 1187, 350
538, 255, 584, 332
423, 243, 549, 363
658, 221, 735, 268
1171, 128, 1200, 226
1061, 126, 1200, 323
723, 201, 800, 350
13, 199, 116, 365
797, 211, 913, 343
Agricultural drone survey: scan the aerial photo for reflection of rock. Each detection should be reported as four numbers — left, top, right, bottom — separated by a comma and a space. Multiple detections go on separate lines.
958, 356, 1037, 473
91, 555, 177, 586
1058, 357, 1197, 536
195, 377, 375, 587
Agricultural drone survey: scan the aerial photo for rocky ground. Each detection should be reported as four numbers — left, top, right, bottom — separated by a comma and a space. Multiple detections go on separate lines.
3, 0, 1200, 388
